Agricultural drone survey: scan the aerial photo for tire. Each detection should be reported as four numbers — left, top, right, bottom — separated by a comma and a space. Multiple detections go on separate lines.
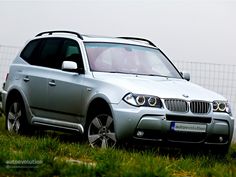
87, 113, 117, 148
6, 98, 31, 134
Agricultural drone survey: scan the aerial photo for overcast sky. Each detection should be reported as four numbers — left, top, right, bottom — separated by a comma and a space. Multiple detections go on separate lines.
0, 0, 236, 64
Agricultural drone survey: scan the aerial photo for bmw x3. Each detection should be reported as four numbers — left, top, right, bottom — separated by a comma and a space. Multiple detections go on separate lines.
1, 31, 234, 153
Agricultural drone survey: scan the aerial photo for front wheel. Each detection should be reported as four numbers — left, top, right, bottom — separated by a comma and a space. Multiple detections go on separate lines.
87, 114, 117, 148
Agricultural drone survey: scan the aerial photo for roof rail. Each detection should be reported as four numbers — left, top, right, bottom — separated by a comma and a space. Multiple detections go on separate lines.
118, 37, 156, 47
36, 30, 83, 40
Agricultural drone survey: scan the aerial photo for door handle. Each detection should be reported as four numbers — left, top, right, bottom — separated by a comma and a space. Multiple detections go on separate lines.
49, 80, 56, 86
23, 76, 30, 82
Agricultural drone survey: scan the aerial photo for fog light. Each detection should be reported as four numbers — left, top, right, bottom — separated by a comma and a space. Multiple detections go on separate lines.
219, 136, 223, 142
137, 131, 144, 137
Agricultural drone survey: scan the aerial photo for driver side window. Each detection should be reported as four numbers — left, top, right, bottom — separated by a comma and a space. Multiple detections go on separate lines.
60, 39, 84, 71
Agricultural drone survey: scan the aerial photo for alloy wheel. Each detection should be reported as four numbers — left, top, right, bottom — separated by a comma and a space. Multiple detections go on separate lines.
88, 114, 117, 148
7, 102, 22, 133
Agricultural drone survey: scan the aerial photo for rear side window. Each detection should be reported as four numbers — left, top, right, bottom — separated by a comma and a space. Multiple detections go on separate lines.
20, 39, 41, 63
21, 38, 63, 68
20, 37, 83, 70
38, 38, 63, 68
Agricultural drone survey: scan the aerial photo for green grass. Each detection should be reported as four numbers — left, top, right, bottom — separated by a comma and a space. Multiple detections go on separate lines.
0, 115, 235, 177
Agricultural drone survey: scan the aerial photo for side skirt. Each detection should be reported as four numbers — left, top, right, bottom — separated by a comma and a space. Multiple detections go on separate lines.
31, 117, 84, 133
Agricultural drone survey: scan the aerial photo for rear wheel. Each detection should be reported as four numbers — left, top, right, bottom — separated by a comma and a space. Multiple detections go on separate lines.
87, 113, 117, 148
6, 98, 31, 134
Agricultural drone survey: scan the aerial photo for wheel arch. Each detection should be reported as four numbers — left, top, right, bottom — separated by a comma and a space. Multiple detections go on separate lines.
5, 88, 33, 134
6, 89, 23, 111
85, 97, 118, 148
5, 89, 31, 123
86, 97, 112, 122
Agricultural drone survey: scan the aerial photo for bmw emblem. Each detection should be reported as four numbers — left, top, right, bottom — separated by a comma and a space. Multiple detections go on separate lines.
182, 94, 189, 98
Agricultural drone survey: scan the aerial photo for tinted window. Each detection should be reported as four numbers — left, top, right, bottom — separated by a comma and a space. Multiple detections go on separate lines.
20, 38, 83, 71
37, 38, 63, 68
60, 39, 84, 70
20, 39, 41, 63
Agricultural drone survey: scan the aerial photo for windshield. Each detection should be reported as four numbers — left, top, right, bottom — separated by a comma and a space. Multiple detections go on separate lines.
85, 42, 181, 78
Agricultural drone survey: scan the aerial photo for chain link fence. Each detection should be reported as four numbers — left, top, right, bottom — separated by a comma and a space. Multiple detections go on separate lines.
173, 61, 236, 114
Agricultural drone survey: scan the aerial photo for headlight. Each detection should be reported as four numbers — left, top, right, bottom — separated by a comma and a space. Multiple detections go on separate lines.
123, 93, 162, 108
213, 101, 232, 115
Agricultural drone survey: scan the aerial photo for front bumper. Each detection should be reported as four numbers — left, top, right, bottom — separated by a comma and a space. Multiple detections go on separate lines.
112, 101, 234, 145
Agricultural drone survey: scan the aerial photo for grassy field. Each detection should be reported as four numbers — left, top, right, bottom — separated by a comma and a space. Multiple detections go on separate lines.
0, 115, 235, 177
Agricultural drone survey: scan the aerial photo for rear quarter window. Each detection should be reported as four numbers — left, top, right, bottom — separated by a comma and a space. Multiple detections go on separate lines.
20, 39, 41, 64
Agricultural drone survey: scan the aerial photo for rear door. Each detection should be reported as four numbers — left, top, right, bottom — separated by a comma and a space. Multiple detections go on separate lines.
20, 38, 64, 117
20, 39, 48, 117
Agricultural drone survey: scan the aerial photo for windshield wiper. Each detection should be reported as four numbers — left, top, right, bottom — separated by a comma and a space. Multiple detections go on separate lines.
138, 73, 169, 78
106, 71, 130, 74
105, 71, 172, 78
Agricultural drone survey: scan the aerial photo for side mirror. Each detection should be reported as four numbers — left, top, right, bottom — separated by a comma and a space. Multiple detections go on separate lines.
62, 61, 78, 72
181, 71, 190, 81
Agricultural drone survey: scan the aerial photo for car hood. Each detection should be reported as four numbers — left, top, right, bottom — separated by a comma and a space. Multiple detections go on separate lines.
93, 72, 226, 102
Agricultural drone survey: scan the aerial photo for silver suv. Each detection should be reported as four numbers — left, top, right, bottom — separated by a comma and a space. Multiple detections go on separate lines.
2, 31, 234, 153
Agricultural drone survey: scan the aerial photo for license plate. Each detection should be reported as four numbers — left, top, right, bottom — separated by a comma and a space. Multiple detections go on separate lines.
170, 122, 206, 133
